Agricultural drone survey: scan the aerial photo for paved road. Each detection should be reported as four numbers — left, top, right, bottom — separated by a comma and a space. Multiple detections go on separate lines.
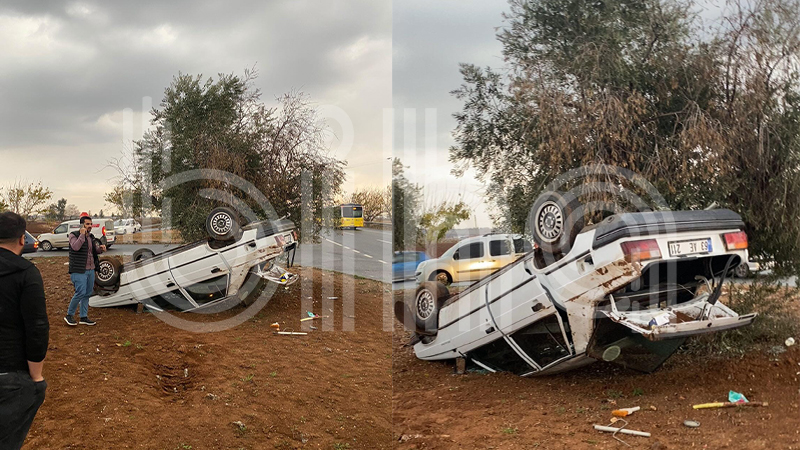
24, 227, 393, 283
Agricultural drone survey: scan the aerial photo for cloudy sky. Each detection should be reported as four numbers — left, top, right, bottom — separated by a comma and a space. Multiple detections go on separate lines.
0, 0, 391, 215
393, 0, 510, 229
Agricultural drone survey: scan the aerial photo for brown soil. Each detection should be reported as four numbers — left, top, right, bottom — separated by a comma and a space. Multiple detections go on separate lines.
393, 322, 800, 450
24, 257, 391, 449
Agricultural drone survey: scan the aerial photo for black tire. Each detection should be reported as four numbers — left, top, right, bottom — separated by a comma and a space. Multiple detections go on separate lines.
95, 257, 121, 287
430, 270, 452, 286
205, 207, 241, 241
132, 248, 156, 262
413, 281, 450, 336
529, 191, 584, 256
734, 262, 750, 278
40, 241, 52, 251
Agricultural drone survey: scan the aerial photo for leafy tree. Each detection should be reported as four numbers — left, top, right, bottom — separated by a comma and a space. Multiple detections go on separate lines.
64, 204, 79, 219
450, 0, 800, 274
392, 158, 421, 251
132, 69, 344, 242
104, 184, 146, 218
418, 198, 471, 251
45, 198, 67, 221
350, 186, 390, 222
1, 180, 53, 219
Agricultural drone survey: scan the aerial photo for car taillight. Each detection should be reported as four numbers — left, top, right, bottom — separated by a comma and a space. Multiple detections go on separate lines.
102, 226, 106, 236
723, 231, 748, 250
33, 242, 38, 249
292, 230, 298, 241
621, 239, 662, 262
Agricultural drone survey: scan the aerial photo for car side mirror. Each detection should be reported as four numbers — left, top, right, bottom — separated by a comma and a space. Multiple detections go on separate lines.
453, 253, 459, 261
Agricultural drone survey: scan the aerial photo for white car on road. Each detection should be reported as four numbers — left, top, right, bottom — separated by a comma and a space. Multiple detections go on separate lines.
415, 234, 532, 285
37, 218, 116, 251
114, 218, 141, 235
396, 191, 756, 375
90, 207, 298, 312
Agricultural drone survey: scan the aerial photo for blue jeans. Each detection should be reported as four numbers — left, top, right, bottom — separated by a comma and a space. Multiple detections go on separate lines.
68, 270, 95, 318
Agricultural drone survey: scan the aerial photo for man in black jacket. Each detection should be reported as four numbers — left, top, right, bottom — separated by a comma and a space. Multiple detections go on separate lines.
65, 216, 105, 326
0, 211, 49, 449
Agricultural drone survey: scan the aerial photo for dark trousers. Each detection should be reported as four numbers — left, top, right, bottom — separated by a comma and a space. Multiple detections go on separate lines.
0, 371, 47, 450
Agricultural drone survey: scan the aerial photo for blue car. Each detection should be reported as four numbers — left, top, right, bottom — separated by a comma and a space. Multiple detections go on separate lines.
393, 251, 428, 282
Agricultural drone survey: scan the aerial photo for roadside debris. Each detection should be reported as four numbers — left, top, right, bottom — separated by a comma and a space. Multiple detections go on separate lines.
274, 331, 307, 336
728, 391, 748, 403
683, 420, 701, 428
611, 406, 640, 417
786, 337, 796, 347
693, 401, 767, 409
594, 421, 650, 439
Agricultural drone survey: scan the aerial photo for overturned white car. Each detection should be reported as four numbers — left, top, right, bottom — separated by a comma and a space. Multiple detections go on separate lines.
396, 192, 756, 375
90, 207, 298, 312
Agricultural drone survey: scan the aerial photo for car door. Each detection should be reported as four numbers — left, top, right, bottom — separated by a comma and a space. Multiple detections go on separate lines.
404, 252, 424, 279
168, 244, 230, 310
452, 241, 493, 281
487, 237, 515, 272
51, 224, 69, 247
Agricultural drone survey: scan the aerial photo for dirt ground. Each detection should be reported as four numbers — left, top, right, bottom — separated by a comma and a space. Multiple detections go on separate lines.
393, 317, 800, 449
114, 229, 182, 245
24, 256, 392, 450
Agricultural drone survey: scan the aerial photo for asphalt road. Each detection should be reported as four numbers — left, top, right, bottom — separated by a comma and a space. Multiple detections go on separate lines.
24, 226, 393, 283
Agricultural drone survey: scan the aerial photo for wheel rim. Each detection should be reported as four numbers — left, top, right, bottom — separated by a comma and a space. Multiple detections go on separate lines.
435, 272, 449, 284
735, 264, 747, 277
42, 242, 51, 251
535, 200, 564, 243
97, 261, 114, 282
210, 212, 233, 235
416, 290, 436, 320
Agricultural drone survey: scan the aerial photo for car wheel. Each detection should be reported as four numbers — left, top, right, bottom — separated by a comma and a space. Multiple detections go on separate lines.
132, 248, 156, 262
431, 270, 452, 286
205, 207, 241, 241
413, 281, 450, 336
734, 262, 750, 278
529, 190, 584, 257
95, 257, 121, 287
40, 241, 52, 251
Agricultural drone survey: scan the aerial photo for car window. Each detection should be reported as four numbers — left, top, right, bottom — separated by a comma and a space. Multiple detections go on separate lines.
510, 315, 571, 368
489, 239, 512, 256
513, 237, 533, 254
405, 253, 421, 263
54, 225, 67, 234
454, 242, 484, 260
468, 337, 535, 375
392, 253, 404, 264
143, 289, 195, 311
183, 275, 228, 305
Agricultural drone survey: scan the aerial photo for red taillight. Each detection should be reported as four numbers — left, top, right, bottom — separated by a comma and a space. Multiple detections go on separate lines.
33, 242, 38, 249
621, 239, 662, 262
292, 230, 298, 241
102, 226, 106, 236
723, 231, 748, 250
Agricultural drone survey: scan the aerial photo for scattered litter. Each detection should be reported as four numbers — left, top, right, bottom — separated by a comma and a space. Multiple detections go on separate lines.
270, 322, 280, 331
649, 405, 657, 411
309, 326, 318, 330
683, 420, 700, 428
184, 368, 189, 378
398, 434, 451, 442
594, 424, 650, 437
327, 296, 338, 300
307, 311, 315, 317
728, 391, 748, 404
612, 406, 640, 417
232, 421, 246, 430
274, 331, 307, 336
786, 337, 796, 347
693, 401, 767, 409
205, 393, 219, 400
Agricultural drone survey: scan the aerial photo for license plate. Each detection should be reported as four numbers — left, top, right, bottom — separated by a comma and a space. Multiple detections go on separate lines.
668, 238, 712, 256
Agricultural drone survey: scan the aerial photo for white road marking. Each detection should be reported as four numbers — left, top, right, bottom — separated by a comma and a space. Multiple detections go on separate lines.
377, 259, 387, 264
377, 239, 391, 244
363, 254, 373, 258
353, 250, 361, 254
343, 246, 351, 250
325, 238, 343, 247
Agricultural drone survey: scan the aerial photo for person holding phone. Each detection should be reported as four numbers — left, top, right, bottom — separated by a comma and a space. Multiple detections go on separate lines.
0, 211, 49, 449
65, 215, 106, 326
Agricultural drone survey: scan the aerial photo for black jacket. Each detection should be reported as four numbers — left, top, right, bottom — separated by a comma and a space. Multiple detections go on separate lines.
0, 248, 49, 372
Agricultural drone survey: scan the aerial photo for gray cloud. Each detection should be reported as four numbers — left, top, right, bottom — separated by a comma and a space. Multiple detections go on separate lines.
1, 0, 390, 213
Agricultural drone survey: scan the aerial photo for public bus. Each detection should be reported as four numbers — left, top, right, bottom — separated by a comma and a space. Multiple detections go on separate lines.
339, 203, 364, 229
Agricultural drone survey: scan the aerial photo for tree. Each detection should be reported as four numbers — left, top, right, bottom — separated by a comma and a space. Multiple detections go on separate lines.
64, 204, 79, 219
418, 197, 471, 251
392, 158, 421, 251
104, 184, 146, 218
45, 198, 68, 222
132, 69, 345, 242
1, 180, 53, 219
450, 0, 800, 274
350, 186, 390, 222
